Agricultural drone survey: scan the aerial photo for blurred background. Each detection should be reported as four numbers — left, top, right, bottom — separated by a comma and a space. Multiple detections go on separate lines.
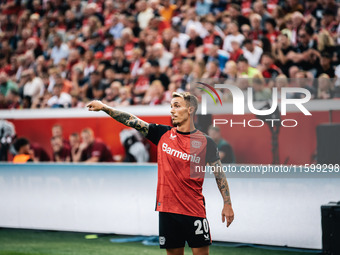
0, 0, 340, 254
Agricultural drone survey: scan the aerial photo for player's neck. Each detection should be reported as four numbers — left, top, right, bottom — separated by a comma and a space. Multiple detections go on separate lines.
176, 119, 195, 133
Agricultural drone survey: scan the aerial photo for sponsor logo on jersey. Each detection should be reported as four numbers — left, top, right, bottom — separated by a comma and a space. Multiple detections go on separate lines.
159, 236, 166, 245
204, 234, 210, 241
162, 143, 201, 163
191, 140, 202, 149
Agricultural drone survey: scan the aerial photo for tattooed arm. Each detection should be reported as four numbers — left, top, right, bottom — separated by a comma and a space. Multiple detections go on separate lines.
86, 100, 149, 136
210, 159, 234, 227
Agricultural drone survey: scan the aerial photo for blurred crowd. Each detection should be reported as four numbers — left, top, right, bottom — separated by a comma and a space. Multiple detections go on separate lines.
1, 120, 150, 163
0, 0, 340, 110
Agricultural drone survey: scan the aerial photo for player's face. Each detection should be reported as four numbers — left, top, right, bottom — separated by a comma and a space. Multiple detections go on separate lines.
170, 97, 190, 127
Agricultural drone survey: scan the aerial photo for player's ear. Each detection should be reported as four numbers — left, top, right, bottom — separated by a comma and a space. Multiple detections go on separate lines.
188, 106, 194, 115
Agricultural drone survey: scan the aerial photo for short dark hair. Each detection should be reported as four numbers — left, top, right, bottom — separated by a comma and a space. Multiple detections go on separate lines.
303, 24, 314, 36
149, 60, 160, 67
265, 18, 276, 28
243, 39, 252, 46
321, 51, 331, 59
13, 137, 29, 152
230, 4, 241, 12
238, 55, 248, 64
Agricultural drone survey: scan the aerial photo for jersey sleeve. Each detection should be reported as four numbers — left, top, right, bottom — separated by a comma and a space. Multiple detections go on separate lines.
146, 123, 172, 145
205, 136, 220, 164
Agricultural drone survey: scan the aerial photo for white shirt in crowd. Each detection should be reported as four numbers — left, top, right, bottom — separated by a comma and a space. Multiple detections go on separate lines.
185, 20, 208, 38
242, 45, 263, 67
23, 77, 44, 100
158, 51, 174, 71
171, 33, 190, 52
223, 34, 245, 52
47, 92, 72, 107
137, 8, 154, 29
51, 43, 70, 65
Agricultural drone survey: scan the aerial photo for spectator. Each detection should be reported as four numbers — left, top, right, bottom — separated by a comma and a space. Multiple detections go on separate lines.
47, 83, 72, 108
202, 60, 222, 79
119, 129, 150, 162
0, 72, 18, 97
237, 56, 261, 78
89, 32, 105, 53
142, 80, 165, 105
274, 74, 292, 99
132, 63, 151, 103
264, 18, 279, 44
203, 17, 223, 54
222, 61, 238, 81
253, 0, 272, 30
259, 52, 282, 79
52, 124, 70, 149
69, 132, 80, 162
228, 40, 243, 63
321, 9, 338, 35
50, 33, 70, 65
103, 81, 121, 107
208, 126, 236, 164
204, 45, 229, 71
73, 128, 113, 162
111, 47, 131, 81
316, 51, 335, 78
252, 77, 272, 101
6, 89, 21, 109
151, 43, 173, 73
149, 60, 170, 91
137, 0, 154, 30
242, 39, 263, 67
21, 69, 44, 102
249, 13, 264, 42
228, 4, 250, 30
12, 137, 34, 163
109, 14, 124, 39
223, 21, 245, 53
116, 87, 133, 106
286, 25, 319, 71
274, 32, 296, 76
317, 74, 334, 99
83, 71, 106, 101
51, 135, 72, 162
293, 70, 317, 98
130, 48, 145, 78
185, 26, 203, 59
290, 12, 305, 46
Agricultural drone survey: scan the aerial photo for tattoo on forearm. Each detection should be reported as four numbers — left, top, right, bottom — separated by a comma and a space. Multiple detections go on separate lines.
102, 106, 149, 136
212, 160, 231, 205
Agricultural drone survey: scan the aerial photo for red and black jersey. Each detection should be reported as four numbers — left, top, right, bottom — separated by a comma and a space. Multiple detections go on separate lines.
146, 124, 219, 218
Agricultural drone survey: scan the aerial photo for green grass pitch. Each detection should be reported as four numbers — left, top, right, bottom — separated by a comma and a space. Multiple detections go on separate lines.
0, 228, 318, 255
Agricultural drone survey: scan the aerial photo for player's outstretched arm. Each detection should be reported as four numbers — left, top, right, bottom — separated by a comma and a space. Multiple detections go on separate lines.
210, 159, 234, 227
86, 100, 149, 136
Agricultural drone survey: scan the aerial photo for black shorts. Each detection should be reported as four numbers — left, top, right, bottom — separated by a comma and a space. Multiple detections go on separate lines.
159, 212, 212, 249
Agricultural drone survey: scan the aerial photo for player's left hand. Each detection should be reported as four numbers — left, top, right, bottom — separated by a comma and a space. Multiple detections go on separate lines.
222, 204, 234, 227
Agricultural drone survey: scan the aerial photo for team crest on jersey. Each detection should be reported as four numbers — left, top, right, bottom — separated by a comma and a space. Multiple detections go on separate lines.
159, 236, 166, 245
191, 140, 202, 149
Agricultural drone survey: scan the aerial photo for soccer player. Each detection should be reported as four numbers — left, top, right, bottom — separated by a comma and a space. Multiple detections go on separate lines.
86, 92, 234, 255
